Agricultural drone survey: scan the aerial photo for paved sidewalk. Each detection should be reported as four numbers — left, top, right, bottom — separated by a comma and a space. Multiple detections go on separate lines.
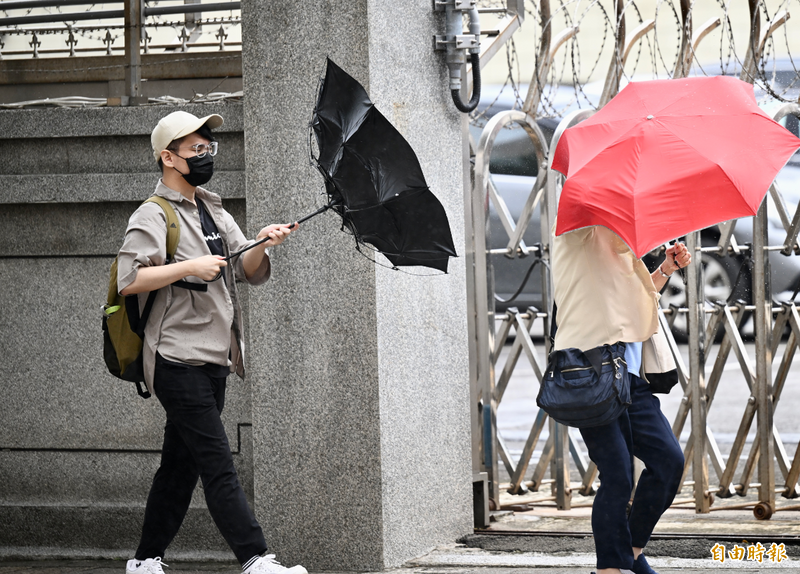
4, 495, 800, 574
1, 544, 799, 574
489, 485, 800, 538
410, 544, 800, 572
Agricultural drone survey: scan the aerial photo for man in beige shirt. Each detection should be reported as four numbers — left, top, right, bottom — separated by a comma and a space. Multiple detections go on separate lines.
117, 111, 304, 574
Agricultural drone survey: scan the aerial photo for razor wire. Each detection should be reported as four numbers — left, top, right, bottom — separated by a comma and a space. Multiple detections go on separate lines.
0, 90, 243, 109
474, 0, 800, 126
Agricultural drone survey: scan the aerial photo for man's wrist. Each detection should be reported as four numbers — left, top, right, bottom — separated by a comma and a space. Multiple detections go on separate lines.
179, 259, 195, 279
658, 263, 673, 278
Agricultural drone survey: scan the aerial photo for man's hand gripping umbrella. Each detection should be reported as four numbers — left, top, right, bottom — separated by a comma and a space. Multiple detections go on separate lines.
203, 201, 339, 282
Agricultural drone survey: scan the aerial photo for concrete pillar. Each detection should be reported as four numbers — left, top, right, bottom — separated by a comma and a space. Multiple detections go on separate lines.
241, 1, 473, 571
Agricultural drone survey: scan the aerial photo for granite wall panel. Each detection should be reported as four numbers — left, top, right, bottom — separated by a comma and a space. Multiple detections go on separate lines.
242, 0, 473, 571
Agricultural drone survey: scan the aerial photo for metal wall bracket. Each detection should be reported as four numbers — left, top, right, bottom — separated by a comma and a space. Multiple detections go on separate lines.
434, 34, 480, 51
434, 0, 476, 11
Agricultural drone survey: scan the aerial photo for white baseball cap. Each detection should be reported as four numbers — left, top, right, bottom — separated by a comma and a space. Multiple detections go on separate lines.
151, 110, 223, 162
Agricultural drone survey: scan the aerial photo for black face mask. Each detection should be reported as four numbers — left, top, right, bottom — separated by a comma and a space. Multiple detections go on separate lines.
174, 153, 214, 187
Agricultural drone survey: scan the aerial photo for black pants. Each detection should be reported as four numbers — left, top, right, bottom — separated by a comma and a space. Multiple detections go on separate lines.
135, 355, 267, 565
579, 374, 685, 570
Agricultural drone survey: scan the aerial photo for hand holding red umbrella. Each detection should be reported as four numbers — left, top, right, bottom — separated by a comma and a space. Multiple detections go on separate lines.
653, 242, 692, 289
665, 243, 691, 272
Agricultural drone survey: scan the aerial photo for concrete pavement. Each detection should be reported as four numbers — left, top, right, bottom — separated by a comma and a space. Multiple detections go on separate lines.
4, 494, 800, 574
1, 543, 799, 574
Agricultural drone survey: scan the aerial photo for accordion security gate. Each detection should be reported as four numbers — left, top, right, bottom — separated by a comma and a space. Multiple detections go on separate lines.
467, 0, 800, 519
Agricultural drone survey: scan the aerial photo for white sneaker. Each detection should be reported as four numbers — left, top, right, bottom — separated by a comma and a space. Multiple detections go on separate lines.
243, 554, 308, 574
126, 557, 168, 574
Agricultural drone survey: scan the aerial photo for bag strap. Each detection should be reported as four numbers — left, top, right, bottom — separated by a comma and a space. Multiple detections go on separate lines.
549, 302, 558, 349
135, 381, 150, 399
144, 195, 180, 263
142, 196, 208, 292
173, 279, 208, 292
126, 289, 157, 338
125, 196, 182, 337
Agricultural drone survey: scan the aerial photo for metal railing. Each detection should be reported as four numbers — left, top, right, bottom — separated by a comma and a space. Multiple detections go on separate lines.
0, 0, 242, 104
468, 0, 800, 521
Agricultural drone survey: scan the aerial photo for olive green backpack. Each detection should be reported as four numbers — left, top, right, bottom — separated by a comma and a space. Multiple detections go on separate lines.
102, 196, 180, 398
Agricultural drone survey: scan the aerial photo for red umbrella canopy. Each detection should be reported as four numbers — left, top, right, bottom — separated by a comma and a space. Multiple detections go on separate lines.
552, 75, 800, 258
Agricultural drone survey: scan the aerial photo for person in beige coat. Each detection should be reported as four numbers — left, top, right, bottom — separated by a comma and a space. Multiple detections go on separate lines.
551, 224, 690, 574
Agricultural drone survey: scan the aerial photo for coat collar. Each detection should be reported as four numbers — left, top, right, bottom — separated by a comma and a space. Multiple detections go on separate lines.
153, 179, 221, 211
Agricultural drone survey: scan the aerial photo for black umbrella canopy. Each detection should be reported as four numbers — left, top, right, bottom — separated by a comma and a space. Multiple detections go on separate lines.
311, 58, 457, 272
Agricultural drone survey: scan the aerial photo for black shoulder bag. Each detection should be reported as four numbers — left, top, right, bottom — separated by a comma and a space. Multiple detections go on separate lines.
536, 303, 631, 428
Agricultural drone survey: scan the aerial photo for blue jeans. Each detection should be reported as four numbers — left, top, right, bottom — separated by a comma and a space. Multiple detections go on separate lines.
579, 374, 684, 570
135, 355, 267, 565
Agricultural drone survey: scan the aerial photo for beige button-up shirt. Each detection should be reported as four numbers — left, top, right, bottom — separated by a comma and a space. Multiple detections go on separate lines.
552, 223, 659, 352
117, 181, 270, 394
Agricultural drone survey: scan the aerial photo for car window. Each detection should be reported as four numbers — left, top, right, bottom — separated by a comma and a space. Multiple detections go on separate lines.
469, 120, 556, 178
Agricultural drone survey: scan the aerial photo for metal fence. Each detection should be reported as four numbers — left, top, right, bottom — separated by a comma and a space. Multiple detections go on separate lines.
0, 0, 242, 104
468, 0, 800, 521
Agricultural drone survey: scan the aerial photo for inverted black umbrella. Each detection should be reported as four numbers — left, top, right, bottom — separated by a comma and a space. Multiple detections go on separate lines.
226, 58, 457, 273
309, 58, 457, 272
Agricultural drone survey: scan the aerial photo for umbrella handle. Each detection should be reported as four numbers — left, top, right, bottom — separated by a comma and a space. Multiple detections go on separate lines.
222, 201, 334, 262
677, 264, 687, 286
664, 240, 688, 286
292, 201, 334, 226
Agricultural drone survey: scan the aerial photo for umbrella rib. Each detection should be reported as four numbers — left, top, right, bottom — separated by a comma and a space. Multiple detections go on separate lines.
341, 186, 431, 213
628, 141, 645, 253
343, 187, 450, 259
568, 118, 649, 175
332, 105, 376, 174
654, 119, 744, 196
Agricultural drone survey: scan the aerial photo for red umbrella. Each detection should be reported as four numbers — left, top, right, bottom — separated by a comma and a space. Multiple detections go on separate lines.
552, 76, 800, 258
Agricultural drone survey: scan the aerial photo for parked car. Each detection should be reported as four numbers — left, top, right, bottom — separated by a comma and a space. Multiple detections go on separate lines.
474, 82, 800, 339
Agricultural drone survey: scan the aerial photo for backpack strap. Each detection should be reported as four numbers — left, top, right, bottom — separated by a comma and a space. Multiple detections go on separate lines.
144, 195, 180, 263
125, 196, 182, 337
142, 196, 208, 293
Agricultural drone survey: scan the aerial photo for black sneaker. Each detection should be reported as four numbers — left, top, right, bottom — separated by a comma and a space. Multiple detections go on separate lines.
630, 554, 658, 574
